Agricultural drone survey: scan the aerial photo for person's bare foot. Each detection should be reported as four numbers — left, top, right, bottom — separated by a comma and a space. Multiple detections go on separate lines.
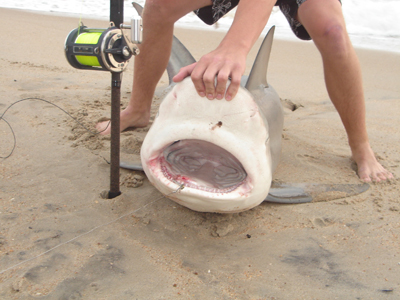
351, 143, 394, 182
95, 106, 150, 135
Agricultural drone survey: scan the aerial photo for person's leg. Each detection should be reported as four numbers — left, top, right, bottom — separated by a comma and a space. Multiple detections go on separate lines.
297, 0, 393, 182
96, 0, 212, 134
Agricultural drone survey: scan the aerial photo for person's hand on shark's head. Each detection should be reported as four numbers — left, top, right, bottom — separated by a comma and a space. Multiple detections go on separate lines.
173, 47, 247, 101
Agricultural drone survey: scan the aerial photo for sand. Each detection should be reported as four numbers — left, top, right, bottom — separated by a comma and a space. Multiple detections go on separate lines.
0, 8, 400, 300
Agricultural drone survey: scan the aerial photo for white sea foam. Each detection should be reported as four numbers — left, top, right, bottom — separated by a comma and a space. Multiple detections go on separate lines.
0, 0, 399, 53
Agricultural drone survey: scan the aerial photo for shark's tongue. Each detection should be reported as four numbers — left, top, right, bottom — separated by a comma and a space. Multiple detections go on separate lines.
161, 140, 247, 193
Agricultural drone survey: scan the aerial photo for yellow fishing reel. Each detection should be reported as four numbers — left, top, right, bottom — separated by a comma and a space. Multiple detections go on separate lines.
64, 19, 142, 73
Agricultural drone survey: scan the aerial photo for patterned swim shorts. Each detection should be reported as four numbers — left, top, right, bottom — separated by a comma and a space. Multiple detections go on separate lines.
194, 0, 341, 40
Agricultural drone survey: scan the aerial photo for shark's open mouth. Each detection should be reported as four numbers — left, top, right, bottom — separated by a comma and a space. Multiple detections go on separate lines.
160, 139, 247, 193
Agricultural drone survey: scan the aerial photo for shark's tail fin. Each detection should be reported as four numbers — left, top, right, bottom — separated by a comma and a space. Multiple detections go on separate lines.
131, 2, 143, 15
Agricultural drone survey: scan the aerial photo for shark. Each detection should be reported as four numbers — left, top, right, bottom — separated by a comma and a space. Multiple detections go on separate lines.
140, 26, 283, 213
124, 3, 370, 213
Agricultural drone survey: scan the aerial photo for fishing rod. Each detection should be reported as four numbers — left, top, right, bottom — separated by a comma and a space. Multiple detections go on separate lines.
64, 0, 142, 199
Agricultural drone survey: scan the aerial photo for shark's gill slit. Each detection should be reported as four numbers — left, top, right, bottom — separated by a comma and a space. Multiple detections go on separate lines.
160, 139, 247, 193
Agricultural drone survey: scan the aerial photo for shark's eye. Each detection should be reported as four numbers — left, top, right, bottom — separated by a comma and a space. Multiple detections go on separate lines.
161, 139, 247, 192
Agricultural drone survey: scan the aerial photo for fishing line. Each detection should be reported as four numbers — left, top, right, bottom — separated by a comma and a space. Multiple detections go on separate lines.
0, 97, 111, 159
77, 0, 83, 36
0, 184, 185, 276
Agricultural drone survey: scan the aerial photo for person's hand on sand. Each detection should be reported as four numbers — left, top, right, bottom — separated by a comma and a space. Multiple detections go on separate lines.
173, 46, 247, 101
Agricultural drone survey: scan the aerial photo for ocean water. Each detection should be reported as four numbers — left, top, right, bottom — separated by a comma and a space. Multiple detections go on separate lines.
0, 0, 399, 53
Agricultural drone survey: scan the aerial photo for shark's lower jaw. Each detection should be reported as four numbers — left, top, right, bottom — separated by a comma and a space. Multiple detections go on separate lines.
160, 139, 247, 194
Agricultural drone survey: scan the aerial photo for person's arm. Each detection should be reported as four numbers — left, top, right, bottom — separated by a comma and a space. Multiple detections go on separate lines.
173, 0, 275, 100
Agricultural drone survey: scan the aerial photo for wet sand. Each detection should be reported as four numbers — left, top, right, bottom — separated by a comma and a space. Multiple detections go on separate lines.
0, 8, 399, 299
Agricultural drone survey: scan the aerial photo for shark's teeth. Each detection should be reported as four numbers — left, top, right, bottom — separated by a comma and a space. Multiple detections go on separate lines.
161, 164, 245, 193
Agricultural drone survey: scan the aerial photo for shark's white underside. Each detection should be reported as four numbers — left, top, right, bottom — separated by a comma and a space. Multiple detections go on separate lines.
141, 78, 275, 213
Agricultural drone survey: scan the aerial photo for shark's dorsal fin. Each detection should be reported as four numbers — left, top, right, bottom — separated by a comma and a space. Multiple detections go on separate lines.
245, 26, 275, 92
132, 2, 196, 85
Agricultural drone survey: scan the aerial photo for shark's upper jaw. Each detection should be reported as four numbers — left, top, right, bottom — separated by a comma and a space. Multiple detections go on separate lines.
160, 139, 248, 193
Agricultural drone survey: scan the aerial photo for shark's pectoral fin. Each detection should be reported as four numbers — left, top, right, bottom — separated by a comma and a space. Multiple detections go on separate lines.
245, 26, 275, 92
120, 160, 144, 171
167, 37, 196, 85
264, 182, 370, 204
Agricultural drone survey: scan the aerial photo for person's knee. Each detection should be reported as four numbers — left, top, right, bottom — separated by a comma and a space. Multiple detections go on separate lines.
315, 21, 350, 56
144, 0, 183, 24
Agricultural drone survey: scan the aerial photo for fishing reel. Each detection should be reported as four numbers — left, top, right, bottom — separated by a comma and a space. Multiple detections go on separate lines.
64, 18, 142, 73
